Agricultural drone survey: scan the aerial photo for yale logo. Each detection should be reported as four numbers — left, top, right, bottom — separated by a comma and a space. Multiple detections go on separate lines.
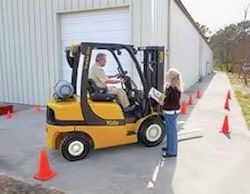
107, 120, 120, 126
159, 51, 164, 64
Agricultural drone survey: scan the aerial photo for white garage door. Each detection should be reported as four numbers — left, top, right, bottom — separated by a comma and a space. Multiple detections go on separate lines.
60, 8, 130, 94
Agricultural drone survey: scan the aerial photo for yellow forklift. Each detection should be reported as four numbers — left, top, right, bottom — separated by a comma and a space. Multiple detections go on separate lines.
46, 42, 165, 161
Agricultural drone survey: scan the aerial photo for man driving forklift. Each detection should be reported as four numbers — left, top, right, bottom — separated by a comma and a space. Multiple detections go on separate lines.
89, 53, 135, 112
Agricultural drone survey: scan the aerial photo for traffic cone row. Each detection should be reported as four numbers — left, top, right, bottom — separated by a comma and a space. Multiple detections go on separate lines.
220, 89, 232, 134
4, 104, 41, 120
180, 88, 202, 115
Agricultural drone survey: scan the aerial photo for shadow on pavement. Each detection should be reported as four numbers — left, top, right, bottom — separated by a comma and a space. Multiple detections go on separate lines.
223, 132, 231, 140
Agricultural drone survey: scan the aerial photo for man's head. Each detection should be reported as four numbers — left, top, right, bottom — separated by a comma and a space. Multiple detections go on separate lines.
96, 53, 107, 67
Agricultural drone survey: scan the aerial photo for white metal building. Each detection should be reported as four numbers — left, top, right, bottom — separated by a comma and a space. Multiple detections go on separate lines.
0, 0, 213, 105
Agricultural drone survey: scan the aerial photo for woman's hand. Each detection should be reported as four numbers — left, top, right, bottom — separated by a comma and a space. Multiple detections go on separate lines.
159, 96, 165, 106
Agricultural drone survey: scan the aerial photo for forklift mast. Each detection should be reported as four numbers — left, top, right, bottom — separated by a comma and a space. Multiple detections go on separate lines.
139, 46, 165, 92
139, 46, 165, 111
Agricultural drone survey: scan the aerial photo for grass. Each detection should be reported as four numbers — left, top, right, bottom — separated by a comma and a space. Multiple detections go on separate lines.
234, 90, 250, 128
226, 72, 250, 128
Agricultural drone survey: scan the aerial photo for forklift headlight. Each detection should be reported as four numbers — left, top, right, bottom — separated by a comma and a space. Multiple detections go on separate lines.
46, 107, 56, 124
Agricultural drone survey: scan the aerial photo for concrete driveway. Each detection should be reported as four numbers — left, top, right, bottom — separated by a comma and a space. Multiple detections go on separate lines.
0, 72, 250, 194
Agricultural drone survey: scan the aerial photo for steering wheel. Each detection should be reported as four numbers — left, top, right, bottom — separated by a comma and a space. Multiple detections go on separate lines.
117, 70, 128, 79
121, 77, 140, 106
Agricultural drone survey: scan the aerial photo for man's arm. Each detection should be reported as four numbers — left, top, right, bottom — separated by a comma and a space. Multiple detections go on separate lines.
107, 73, 119, 79
105, 79, 122, 84
96, 68, 122, 85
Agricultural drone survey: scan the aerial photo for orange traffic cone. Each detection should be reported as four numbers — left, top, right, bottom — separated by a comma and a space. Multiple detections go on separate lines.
220, 115, 230, 134
34, 149, 56, 181
196, 88, 201, 99
187, 95, 193, 105
227, 90, 231, 100
35, 104, 41, 112
5, 110, 12, 120
180, 101, 187, 114
224, 97, 230, 111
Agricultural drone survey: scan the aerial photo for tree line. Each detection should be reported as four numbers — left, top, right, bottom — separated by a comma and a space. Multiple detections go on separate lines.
197, 21, 250, 84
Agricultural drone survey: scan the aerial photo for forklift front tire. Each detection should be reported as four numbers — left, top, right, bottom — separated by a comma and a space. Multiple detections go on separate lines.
139, 118, 165, 147
60, 133, 91, 161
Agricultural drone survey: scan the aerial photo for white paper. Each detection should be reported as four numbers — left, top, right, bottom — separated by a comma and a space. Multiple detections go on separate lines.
148, 87, 165, 103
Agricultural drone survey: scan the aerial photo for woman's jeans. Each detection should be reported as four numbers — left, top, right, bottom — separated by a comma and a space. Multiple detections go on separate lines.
164, 112, 179, 155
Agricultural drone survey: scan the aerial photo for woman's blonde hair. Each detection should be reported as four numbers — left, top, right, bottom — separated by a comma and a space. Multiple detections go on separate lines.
166, 68, 184, 92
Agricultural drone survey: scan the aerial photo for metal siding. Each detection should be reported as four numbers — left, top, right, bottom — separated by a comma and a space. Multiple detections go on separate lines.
19, 1, 28, 104
40, 0, 50, 104
116, 0, 125, 6
1, 0, 14, 102
71, 0, 79, 10
100, 0, 108, 7
108, 0, 116, 7
170, 0, 201, 89
199, 36, 213, 77
141, 0, 152, 46
0, 0, 213, 104
53, 0, 60, 84
28, 0, 39, 103
151, 0, 168, 46
85, 0, 93, 8
150, 0, 169, 81
79, 0, 86, 9
15, 0, 24, 103
0, 0, 130, 105
46, 0, 55, 97
93, 0, 100, 8
64, 0, 72, 11
8, 0, 19, 102
35, 0, 46, 104
24, 0, 35, 104
124, 0, 130, 4
0, 0, 7, 102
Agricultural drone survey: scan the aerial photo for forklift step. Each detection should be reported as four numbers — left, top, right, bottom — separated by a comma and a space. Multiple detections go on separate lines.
127, 131, 136, 136
0, 104, 14, 116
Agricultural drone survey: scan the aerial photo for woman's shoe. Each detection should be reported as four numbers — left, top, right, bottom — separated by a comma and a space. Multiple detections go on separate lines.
162, 152, 177, 158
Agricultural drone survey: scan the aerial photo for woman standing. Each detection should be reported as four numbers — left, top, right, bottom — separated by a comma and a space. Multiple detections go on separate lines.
160, 68, 184, 158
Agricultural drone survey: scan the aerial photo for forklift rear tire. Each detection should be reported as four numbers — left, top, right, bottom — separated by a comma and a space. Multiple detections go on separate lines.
60, 133, 91, 161
139, 118, 165, 147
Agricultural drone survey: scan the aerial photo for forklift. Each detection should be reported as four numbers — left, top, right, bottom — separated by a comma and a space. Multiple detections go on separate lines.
46, 42, 165, 161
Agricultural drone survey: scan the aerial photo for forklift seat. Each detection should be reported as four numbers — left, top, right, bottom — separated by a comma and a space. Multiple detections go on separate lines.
87, 79, 116, 102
